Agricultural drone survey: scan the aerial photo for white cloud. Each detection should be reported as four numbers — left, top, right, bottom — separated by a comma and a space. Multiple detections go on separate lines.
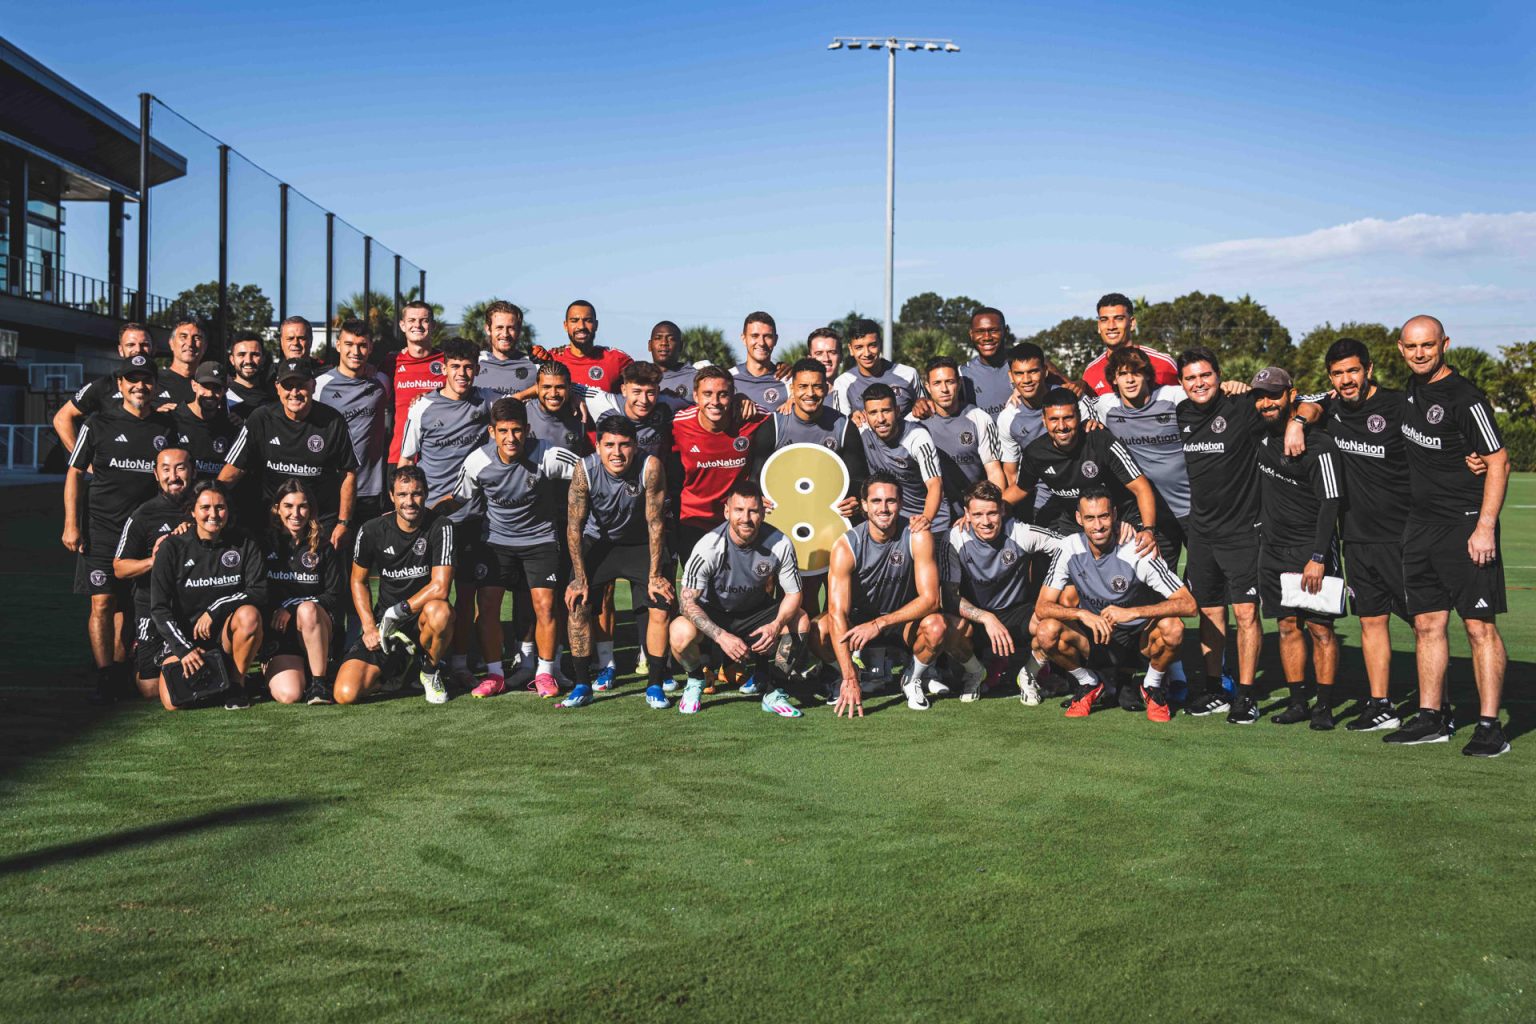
1184, 212, 1536, 266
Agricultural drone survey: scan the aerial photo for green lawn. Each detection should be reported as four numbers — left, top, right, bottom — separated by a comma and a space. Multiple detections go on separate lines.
2, 479, 1533, 1023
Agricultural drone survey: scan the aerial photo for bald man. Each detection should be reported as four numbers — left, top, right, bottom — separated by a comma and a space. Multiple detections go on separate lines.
1388, 315, 1509, 756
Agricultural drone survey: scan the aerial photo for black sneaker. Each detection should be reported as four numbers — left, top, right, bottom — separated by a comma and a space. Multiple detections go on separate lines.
1226, 695, 1260, 725
304, 680, 334, 706
88, 668, 118, 706
1271, 701, 1310, 725
1383, 710, 1451, 745
1187, 691, 1231, 717
1038, 665, 1072, 699
1462, 722, 1510, 758
223, 686, 252, 710
1118, 684, 1145, 712
1347, 701, 1400, 732
1309, 702, 1336, 731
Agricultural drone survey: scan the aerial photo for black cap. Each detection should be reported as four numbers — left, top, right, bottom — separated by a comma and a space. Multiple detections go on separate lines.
116, 354, 158, 379
1249, 366, 1294, 394
194, 361, 228, 387
274, 358, 315, 385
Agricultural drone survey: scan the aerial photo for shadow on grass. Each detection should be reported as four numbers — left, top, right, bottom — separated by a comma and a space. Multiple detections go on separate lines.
0, 798, 321, 877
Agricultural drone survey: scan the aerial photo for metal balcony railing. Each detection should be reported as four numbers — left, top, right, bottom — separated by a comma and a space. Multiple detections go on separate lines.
1, 257, 177, 320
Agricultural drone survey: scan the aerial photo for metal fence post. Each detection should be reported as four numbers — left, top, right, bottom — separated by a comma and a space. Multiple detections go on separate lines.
393, 255, 401, 347
217, 143, 230, 351
137, 94, 151, 321
362, 236, 372, 331
278, 183, 289, 322
419, 269, 426, 305
324, 212, 335, 336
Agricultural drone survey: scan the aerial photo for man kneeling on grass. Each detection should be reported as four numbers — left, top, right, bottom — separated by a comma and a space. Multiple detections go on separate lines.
334, 466, 456, 705
1034, 489, 1195, 722
670, 480, 808, 717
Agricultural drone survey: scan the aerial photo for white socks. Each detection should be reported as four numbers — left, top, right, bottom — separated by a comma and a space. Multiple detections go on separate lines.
1144, 666, 1166, 689
537, 658, 557, 677
596, 641, 615, 670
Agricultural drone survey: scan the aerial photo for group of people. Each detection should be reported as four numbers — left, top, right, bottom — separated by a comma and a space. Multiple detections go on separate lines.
57, 292, 1514, 757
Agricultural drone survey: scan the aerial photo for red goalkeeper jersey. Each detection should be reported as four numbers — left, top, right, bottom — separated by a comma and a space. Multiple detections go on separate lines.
552, 345, 632, 396
670, 407, 766, 527
388, 347, 444, 462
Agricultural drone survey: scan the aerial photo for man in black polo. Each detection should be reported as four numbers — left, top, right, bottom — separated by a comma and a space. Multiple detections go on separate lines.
1385, 315, 1510, 756
173, 362, 241, 480
62, 354, 177, 703
112, 446, 195, 700
226, 330, 274, 422
219, 358, 358, 547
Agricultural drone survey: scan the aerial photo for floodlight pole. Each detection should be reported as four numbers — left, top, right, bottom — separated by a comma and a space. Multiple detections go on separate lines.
828, 36, 959, 361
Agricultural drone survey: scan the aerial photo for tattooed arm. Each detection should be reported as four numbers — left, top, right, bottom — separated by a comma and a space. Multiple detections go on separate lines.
565, 460, 591, 613
643, 456, 673, 605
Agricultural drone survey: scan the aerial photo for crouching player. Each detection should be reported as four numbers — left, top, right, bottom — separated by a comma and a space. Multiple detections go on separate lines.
670, 481, 807, 717
148, 480, 267, 710
812, 472, 982, 715
1034, 489, 1195, 722
335, 466, 456, 705
943, 480, 1064, 703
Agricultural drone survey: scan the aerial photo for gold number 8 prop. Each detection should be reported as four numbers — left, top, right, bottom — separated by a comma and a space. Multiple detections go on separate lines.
761, 442, 851, 576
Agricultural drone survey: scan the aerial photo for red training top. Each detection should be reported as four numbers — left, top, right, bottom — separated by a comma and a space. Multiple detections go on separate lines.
1081, 344, 1180, 396
388, 348, 444, 463
552, 345, 632, 396
670, 406, 766, 527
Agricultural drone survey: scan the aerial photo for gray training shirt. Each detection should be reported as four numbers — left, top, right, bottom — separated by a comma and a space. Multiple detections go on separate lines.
1084, 385, 1192, 520
581, 452, 652, 545
961, 356, 1015, 417
454, 438, 578, 548
731, 363, 789, 414
681, 521, 800, 616
313, 367, 391, 499
829, 361, 921, 416
859, 421, 950, 533
1045, 533, 1185, 630
400, 387, 495, 523
845, 519, 917, 620
477, 352, 542, 398
944, 518, 1063, 610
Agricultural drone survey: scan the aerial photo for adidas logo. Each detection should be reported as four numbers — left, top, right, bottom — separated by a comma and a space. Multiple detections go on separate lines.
158, 524, 171, 533
384, 545, 397, 554
1246, 587, 1257, 595
545, 573, 556, 582
1182, 426, 1191, 434
114, 433, 129, 442
690, 445, 701, 453
269, 436, 281, 445
1475, 598, 1489, 609
1043, 465, 1057, 475
184, 558, 195, 567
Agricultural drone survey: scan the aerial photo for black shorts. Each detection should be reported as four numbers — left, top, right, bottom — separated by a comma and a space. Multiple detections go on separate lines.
710, 603, 782, 663
342, 610, 422, 668
73, 523, 131, 599
973, 601, 1035, 661
480, 542, 563, 591
353, 494, 384, 525
1344, 540, 1407, 620
1068, 618, 1152, 669
1184, 531, 1259, 607
582, 537, 671, 610
156, 600, 246, 664
1403, 519, 1506, 620
132, 614, 162, 678
1153, 515, 1187, 570
1260, 542, 1339, 623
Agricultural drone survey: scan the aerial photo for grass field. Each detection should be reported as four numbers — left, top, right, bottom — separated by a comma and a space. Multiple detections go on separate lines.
2, 479, 1533, 1023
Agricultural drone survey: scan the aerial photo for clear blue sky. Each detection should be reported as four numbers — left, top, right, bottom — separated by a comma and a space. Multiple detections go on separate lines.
9, 0, 1535, 353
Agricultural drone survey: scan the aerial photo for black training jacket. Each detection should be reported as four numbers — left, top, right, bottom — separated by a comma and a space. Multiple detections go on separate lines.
150, 529, 268, 656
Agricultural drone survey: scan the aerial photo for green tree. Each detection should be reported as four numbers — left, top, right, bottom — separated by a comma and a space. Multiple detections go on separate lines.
1493, 341, 1536, 418
154, 281, 273, 344
337, 287, 445, 347
1450, 346, 1501, 402
825, 310, 873, 343
898, 292, 985, 349
896, 326, 966, 373
682, 325, 735, 368
457, 298, 537, 347
1136, 291, 1292, 369
1021, 316, 1101, 378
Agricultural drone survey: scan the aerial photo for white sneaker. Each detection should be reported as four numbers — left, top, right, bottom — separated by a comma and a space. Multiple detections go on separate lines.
959, 664, 986, 703
761, 689, 802, 718
421, 670, 449, 705
1017, 663, 1042, 706
901, 678, 931, 711
926, 677, 951, 696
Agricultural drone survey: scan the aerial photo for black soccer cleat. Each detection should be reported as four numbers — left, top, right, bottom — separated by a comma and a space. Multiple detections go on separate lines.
1186, 691, 1231, 717
304, 680, 335, 705
1309, 702, 1336, 731
1462, 722, 1510, 758
1118, 684, 1146, 712
223, 685, 252, 711
1226, 695, 1260, 725
1347, 700, 1400, 732
1271, 701, 1310, 725
1383, 710, 1451, 746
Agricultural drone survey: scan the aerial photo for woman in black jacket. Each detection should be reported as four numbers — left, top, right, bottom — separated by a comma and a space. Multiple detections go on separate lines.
263, 479, 343, 704
150, 480, 267, 710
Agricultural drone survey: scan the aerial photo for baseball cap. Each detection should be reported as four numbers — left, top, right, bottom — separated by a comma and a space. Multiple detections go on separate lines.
274, 358, 315, 385
1250, 366, 1294, 394
194, 361, 228, 387
116, 354, 158, 379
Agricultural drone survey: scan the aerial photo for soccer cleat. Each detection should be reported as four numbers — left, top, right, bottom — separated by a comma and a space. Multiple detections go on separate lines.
738, 675, 762, 697
304, 680, 334, 706
959, 662, 986, 703
1348, 701, 1400, 732
1118, 684, 1145, 712
1143, 686, 1171, 724
532, 673, 560, 699
635, 650, 649, 676
926, 677, 951, 696
472, 673, 507, 698
1310, 701, 1336, 731
1271, 701, 1311, 726
557, 683, 593, 708
1383, 710, 1452, 746
1462, 722, 1510, 758
593, 666, 617, 692
984, 656, 1008, 693
1064, 682, 1103, 718
679, 679, 705, 715
901, 677, 931, 711
421, 671, 449, 705
1017, 663, 1043, 706
661, 678, 680, 694
761, 689, 802, 718
1226, 695, 1259, 725
89, 669, 118, 706
1037, 663, 1071, 699
644, 684, 670, 710
1186, 691, 1230, 717
223, 686, 252, 711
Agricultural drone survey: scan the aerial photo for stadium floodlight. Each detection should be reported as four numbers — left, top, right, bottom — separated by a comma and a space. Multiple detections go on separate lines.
823, 36, 962, 359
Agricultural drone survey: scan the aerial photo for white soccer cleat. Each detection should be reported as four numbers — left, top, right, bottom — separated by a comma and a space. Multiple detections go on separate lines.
421, 670, 449, 705
901, 678, 931, 711
1017, 663, 1042, 706
959, 664, 986, 703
